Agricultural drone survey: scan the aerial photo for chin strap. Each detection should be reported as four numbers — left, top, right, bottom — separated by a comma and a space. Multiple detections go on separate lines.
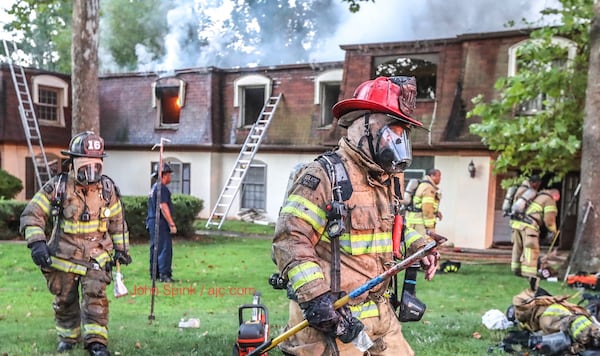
360, 113, 378, 163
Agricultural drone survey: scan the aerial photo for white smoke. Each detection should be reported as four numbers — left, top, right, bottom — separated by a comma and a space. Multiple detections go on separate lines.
122, 0, 562, 72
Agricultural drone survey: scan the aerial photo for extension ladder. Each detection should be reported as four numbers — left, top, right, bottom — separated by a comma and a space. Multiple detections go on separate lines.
2, 39, 53, 189
205, 94, 282, 229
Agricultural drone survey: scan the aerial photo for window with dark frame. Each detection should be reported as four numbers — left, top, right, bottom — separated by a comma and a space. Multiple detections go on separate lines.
156, 86, 181, 125
374, 56, 438, 100
150, 161, 190, 195
320, 82, 340, 127
241, 86, 265, 127
241, 164, 266, 210
36, 86, 60, 122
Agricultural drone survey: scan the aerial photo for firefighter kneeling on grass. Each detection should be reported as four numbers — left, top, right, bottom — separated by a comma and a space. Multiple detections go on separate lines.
272, 76, 439, 355
20, 131, 131, 356
507, 288, 600, 355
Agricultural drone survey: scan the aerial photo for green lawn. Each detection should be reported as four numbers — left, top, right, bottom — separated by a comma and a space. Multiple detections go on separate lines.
0, 234, 577, 355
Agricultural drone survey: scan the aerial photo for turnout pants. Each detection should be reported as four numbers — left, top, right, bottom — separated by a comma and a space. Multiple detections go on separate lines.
279, 297, 414, 355
42, 266, 112, 347
511, 227, 540, 278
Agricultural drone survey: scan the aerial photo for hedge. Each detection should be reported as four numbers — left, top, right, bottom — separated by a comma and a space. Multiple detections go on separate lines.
0, 194, 204, 242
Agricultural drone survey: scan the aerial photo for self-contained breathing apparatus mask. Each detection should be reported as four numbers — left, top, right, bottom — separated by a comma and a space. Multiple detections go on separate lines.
73, 157, 103, 185
374, 121, 412, 174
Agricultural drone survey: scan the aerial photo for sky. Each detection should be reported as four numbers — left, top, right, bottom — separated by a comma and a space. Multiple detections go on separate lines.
0, 0, 561, 72
311, 0, 560, 62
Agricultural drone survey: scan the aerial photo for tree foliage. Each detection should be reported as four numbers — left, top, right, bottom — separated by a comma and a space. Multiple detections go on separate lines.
3, 0, 72, 73
467, 0, 593, 186
100, 0, 170, 71
3, 0, 357, 72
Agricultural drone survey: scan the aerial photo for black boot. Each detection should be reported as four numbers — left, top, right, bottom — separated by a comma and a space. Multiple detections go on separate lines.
87, 342, 110, 356
57, 340, 76, 352
160, 274, 178, 283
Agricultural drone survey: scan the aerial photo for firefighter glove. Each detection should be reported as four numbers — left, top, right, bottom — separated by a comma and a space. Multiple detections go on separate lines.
29, 241, 52, 268
113, 250, 132, 266
335, 301, 364, 343
300, 292, 340, 335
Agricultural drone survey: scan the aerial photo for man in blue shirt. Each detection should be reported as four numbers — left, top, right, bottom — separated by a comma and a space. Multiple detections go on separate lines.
147, 162, 178, 283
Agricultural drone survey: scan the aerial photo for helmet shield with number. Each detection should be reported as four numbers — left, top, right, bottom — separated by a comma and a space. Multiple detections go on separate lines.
61, 131, 106, 185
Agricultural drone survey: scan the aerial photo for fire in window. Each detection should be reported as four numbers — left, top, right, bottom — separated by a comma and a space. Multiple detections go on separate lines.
153, 78, 186, 127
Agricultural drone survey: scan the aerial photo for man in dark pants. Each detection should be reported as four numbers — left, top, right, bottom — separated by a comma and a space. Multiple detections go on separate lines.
147, 162, 178, 283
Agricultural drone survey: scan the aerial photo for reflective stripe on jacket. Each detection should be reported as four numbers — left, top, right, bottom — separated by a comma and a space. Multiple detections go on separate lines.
273, 137, 432, 306
20, 172, 130, 274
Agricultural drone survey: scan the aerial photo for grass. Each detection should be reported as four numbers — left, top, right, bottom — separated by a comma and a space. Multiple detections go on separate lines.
0, 227, 579, 356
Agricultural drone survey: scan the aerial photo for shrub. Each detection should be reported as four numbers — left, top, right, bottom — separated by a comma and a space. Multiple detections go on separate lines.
0, 169, 23, 199
0, 200, 28, 240
0, 195, 204, 242
120, 194, 204, 242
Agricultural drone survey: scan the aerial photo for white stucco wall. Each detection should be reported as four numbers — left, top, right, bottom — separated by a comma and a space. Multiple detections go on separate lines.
71, 149, 496, 250
435, 156, 494, 249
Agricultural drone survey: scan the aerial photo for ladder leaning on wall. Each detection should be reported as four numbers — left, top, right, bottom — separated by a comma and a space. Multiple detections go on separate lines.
2, 39, 53, 189
205, 93, 283, 229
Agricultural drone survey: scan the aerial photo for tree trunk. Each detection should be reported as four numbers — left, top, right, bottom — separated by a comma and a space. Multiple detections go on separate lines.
569, 3, 600, 274
71, 0, 100, 135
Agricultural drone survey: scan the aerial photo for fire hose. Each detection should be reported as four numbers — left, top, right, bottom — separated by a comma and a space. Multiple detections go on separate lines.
248, 233, 447, 356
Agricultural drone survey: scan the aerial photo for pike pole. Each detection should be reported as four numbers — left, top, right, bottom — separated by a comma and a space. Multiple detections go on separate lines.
149, 137, 171, 323
248, 233, 447, 356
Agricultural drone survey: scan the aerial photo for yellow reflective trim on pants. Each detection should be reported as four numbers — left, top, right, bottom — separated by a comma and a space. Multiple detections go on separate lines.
405, 211, 422, 226
349, 300, 379, 319
51, 256, 88, 275
570, 315, 592, 340
31, 191, 51, 216
281, 194, 327, 235
288, 261, 324, 291
57, 325, 81, 339
24, 226, 46, 242
83, 323, 108, 340
423, 218, 436, 227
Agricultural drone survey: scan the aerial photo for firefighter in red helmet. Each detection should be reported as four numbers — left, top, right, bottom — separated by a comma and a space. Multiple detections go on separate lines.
272, 77, 439, 355
20, 131, 131, 356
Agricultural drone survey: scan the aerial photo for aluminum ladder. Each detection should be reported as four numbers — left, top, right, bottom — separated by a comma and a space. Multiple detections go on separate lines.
205, 93, 282, 229
2, 39, 53, 189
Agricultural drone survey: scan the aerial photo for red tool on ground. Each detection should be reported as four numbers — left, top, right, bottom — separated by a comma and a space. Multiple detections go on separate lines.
234, 292, 269, 356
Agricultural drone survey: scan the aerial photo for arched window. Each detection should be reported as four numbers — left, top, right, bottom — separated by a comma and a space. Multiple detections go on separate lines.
314, 69, 342, 127
32, 75, 69, 127
508, 37, 577, 115
234, 74, 271, 127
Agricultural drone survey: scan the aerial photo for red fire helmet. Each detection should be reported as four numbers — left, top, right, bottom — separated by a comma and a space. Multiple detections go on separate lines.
333, 76, 423, 129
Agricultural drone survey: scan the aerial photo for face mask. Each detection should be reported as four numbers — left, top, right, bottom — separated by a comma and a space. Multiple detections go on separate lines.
374, 124, 412, 173
73, 157, 103, 185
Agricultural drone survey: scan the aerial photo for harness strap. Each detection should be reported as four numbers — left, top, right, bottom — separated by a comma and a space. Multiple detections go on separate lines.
316, 152, 351, 294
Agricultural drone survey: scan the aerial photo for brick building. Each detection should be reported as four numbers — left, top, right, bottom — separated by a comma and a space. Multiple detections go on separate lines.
0, 29, 581, 250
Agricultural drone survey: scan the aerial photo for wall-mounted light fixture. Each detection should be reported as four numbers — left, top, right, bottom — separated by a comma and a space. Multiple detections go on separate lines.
468, 160, 476, 178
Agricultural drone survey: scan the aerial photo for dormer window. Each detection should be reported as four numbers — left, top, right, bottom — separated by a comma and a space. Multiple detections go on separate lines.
152, 77, 186, 128
32, 75, 68, 127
